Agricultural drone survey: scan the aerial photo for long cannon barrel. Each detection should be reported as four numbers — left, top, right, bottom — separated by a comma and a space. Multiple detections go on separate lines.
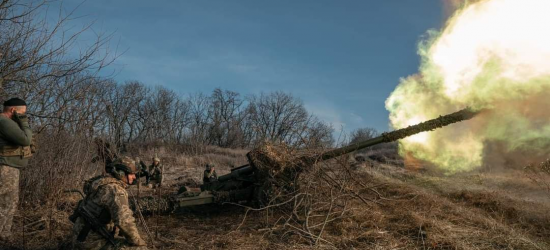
226, 108, 481, 179
316, 108, 481, 162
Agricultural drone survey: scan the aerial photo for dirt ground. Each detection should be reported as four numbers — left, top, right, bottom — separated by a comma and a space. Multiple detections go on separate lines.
6, 148, 550, 250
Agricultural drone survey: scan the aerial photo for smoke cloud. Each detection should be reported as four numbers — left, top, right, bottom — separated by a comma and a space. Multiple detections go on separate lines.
386, 0, 550, 173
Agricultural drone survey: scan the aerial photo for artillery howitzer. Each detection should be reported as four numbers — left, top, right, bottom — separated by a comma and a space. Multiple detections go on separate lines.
138, 108, 481, 212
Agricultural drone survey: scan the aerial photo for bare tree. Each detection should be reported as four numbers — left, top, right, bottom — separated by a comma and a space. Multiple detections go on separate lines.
188, 92, 211, 146
170, 97, 191, 144
247, 91, 309, 145
208, 88, 247, 148
349, 127, 378, 144
0, 0, 117, 99
299, 116, 334, 148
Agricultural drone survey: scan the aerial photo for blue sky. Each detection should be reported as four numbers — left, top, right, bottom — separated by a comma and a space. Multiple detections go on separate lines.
53, 0, 447, 133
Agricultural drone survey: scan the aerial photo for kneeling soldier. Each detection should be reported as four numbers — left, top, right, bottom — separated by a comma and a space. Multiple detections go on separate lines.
148, 157, 163, 188
70, 156, 147, 250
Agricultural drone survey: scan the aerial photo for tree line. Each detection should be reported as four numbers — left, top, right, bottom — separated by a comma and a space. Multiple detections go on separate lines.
29, 80, 335, 149
0, 1, 334, 152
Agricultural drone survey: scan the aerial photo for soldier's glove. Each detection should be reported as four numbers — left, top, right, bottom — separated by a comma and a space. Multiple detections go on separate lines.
12, 112, 29, 127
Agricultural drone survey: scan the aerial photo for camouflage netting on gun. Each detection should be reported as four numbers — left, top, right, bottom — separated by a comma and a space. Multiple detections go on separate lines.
131, 196, 172, 214
247, 142, 316, 177
381, 108, 480, 142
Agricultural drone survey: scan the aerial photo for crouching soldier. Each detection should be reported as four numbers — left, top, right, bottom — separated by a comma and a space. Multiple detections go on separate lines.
69, 156, 148, 250
203, 164, 218, 184
148, 157, 163, 188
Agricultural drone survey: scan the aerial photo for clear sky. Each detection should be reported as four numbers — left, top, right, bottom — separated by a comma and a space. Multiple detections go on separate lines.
53, 0, 448, 133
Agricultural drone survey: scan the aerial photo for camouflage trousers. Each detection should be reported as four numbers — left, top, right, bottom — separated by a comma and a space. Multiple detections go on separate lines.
0, 165, 19, 240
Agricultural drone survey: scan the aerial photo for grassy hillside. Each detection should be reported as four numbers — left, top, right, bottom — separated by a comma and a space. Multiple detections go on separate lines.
7, 147, 550, 250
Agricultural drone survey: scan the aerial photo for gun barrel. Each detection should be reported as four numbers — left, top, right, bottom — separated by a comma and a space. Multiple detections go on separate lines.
217, 164, 254, 182
317, 108, 481, 162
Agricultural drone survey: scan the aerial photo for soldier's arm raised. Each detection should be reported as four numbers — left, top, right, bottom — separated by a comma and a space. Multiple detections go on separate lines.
100, 184, 146, 246
0, 117, 32, 146
139, 160, 147, 170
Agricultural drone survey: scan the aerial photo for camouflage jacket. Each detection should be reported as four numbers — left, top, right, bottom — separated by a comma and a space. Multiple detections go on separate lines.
72, 175, 146, 249
203, 169, 218, 183
148, 163, 163, 180
148, 163, 162, 174
0, 115, 33, 168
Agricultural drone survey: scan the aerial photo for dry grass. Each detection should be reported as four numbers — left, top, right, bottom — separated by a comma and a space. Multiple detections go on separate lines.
6, 145, 550, 250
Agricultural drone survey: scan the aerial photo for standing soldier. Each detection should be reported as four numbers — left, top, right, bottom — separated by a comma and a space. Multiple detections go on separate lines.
0, 98, 33, 241
148, 157, 163, 188
70, 156, 147, 250
203, 164, 218, 184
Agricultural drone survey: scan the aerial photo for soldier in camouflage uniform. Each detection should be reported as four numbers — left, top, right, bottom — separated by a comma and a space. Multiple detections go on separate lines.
70, 156, 148, 250
0, 98, 33, 241
135, 157, 150, 185
203, 163, 218, 184
147, 157, 163, 187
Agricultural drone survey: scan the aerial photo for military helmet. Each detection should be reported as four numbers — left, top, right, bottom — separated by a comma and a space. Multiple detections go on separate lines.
153, 157, 160, 162
106, 156, 137, 180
